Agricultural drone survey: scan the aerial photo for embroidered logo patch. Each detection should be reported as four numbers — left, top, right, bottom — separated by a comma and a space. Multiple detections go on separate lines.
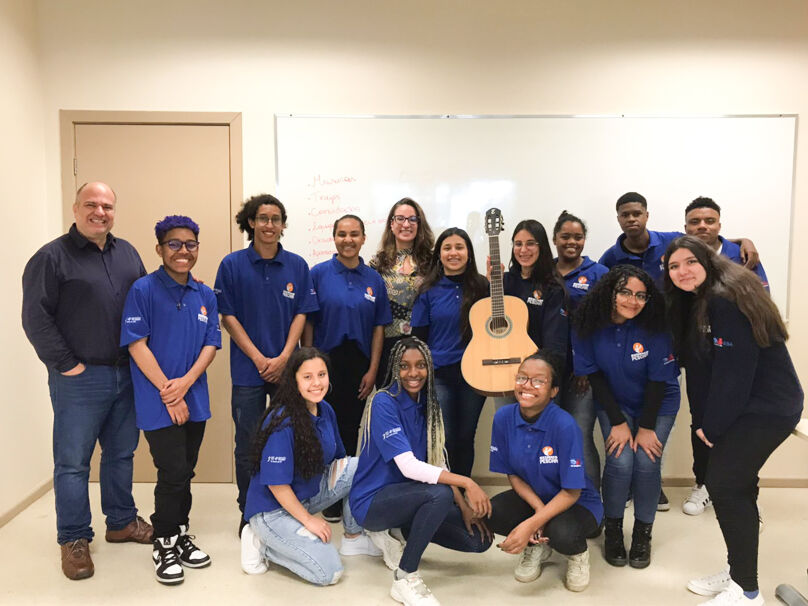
631, 342, 649, 361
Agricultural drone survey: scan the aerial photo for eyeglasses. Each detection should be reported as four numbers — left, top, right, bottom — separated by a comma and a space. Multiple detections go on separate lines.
161, 239, 200, 252
615, 288, 648, 303
392, 215, 419, 225
515, 375, 550, 388
254, 215, 284, 226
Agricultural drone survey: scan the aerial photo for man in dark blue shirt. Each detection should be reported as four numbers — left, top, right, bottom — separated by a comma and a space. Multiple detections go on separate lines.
22, 182, 153, 581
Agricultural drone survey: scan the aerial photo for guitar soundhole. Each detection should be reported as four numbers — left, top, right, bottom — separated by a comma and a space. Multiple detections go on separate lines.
488, 316, 511, 336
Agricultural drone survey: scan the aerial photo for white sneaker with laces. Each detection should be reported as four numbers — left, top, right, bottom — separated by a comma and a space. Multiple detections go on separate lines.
368, 530, 405, 571
565, 549, 590, 592
697, 580, 764, 605
391, 570, 440, 605
688, 567, 731, 596
240, 524, 269, 575
683, 484, 712, 516
339, 532, 383, 557
514, 543, 552, 583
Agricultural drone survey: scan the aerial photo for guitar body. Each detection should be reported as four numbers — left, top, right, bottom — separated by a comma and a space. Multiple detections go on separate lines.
461, 294, 538, 397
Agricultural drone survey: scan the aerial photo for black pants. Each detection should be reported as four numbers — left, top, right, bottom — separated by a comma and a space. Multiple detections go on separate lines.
691, 426, 711, 486
488, 489, 599, 556
704, 413, 797, 592
328, 340, 370, 456
144, 421, 206, 538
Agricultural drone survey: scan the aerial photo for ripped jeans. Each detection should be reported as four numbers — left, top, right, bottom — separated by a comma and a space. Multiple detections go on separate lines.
249, 457, 362, 586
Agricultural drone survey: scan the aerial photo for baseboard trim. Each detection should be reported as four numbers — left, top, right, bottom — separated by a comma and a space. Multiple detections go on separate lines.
0, 479, 53, 528
475, 476, 808, 488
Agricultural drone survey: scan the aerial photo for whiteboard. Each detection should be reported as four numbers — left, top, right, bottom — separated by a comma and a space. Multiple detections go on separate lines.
275, 115, 796, 317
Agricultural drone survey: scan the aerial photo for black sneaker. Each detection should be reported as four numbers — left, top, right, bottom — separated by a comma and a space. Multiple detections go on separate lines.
322, 500, 343, 523
153, 536, 184, 584
177, 525, 211, 568
657, 489, 670, 512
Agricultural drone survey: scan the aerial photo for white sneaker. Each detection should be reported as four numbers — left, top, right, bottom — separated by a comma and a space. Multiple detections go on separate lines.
368, 530, 405, 571
565, 549, 590, 592
240, 524, 268, 575
698, 580, 764, 605
514, 543, 552, 583
339, 532, 383, 557
683, 484, 712, 516
688, 568, 732, 596
391, 570, 440, 605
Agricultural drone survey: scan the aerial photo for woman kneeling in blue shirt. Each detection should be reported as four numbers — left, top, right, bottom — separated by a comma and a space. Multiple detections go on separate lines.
349, 337, 492, 606
240, 348, 381, 585
488, 351, 603, 592
572, 265, 680, 569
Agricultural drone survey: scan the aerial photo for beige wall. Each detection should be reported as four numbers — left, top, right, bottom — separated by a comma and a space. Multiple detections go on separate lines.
4, 0, 808, 518
1, 0, 53, 519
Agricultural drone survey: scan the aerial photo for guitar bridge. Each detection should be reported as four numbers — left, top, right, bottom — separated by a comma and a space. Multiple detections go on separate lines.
482, 357, 522, 366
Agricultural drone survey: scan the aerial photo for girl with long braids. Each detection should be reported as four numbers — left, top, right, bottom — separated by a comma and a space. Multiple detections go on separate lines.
239, 348, 381, 585
572, 265, 680, 569
349, 337, 492, 606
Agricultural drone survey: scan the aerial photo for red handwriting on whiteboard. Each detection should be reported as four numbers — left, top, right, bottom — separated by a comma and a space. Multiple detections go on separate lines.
308, 175, 358, 188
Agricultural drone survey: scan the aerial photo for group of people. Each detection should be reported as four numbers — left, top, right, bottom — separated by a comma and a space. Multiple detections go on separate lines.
21, 183, 802, 606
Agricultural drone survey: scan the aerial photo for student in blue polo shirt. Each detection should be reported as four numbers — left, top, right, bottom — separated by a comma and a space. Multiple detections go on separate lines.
303, 214, 392, 522
121, 215, 221, 585
241, 347, 382, 585
488, 350, 603, 593
572, 265, 680, 569
349, 337, 492, 606
552, 210, 609, 491
214, 194, 318, 533
599, 192, 759, 285
410, 227, 488, 477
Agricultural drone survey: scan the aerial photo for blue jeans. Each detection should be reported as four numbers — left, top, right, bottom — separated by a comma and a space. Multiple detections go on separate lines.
562, 380, 601, 491
362, 481, 492, 573
249, 456, 361, 586
597, 411, 676, 524
48, 365, 140, 544
434, 363, 486, 477
232, 383, 276, 516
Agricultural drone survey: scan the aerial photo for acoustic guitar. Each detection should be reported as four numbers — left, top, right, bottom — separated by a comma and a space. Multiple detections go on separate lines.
461, 208, 538, 396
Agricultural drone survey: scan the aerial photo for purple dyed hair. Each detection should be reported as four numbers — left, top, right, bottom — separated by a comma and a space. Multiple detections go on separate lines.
155, 215, 200, 242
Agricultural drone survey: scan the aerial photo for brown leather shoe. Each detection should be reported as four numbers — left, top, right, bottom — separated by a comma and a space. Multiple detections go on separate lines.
105, 515, 153, 544
61, 539, 94, 580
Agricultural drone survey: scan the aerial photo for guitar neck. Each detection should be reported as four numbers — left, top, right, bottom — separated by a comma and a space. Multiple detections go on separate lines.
489, 233, 505, 320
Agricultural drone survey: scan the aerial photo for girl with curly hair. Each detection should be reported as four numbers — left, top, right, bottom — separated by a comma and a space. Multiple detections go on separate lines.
240, 348, 381, 585
572, 265, 680, 569
349, 337, 492, 606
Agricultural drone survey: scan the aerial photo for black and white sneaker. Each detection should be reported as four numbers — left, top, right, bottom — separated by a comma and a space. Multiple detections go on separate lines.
177, 524, 211, 568
153, 536, 184, 584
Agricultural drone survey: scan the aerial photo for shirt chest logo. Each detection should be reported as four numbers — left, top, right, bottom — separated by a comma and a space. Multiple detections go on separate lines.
630, 342, 649, 361
364, 286, 376, 303
572, 276, 590, 291
198, 305, 208, 323
539, 445, 558, 464
527, 289, 544, 306
283, 282, 296, 299
713, 337, 734, 348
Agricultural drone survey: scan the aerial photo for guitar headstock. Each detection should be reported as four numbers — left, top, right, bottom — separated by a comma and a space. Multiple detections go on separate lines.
485, 208, 504, 237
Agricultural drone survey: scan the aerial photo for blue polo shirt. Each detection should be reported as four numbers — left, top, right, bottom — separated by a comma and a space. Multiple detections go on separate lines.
349, 389, 429, 525
410, 277, 465, 368
243, 401, 345, 520
308, 256, 392, 357
214, 243, 318, 386
557, 256, 609, 311
599, 230, 680, 283
120, 267, 222, 431
572, 321, 680, 418
502, 272, 567, 357
490, 403, 603, 523
718, 236, 770, 291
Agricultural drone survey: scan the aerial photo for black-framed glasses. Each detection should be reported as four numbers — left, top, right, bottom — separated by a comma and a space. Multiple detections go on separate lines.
515, 374, 550, 388
392, 215, 419, 225
161, 239, 200, 252
615, 288, 648, 303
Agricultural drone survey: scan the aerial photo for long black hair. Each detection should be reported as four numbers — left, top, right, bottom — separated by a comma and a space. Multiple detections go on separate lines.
248, 348, 328, 480
573, 264, 666, 338
419, 227, 488, 342
663, 235, 786, 358
509, 219, 566, 294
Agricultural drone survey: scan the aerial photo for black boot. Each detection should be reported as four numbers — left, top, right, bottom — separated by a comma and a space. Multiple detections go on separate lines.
629, 520, 653, 568
603, 517, 627, 567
